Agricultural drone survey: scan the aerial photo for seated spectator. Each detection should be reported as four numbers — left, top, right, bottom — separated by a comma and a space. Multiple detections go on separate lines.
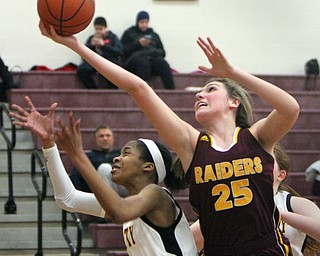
305, 160, 320, 196
70, 124, 128, 197
77, 17, 122, 89
0, 56, 20, 102
120, 11, 175, 90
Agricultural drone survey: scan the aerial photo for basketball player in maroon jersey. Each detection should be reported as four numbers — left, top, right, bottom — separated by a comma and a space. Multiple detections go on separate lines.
39, 23, 299, 255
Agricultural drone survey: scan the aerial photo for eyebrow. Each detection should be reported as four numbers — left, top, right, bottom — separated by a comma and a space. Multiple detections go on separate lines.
199, 82, 221, 92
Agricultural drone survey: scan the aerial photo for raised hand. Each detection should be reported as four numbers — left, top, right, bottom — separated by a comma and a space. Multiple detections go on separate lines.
9, 96, 57, 145
38, 20, 78, 48
197, 37, 234, 78
55, 111, 84, 160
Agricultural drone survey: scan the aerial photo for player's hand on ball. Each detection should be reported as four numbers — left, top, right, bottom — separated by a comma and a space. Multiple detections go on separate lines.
39, 20, 78, 47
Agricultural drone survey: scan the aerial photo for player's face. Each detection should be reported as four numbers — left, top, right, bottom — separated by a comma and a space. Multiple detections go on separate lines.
138, 19, 149, 32
95, 128, 114, 152
111, 141, 144, 185
194, 82, 232, 124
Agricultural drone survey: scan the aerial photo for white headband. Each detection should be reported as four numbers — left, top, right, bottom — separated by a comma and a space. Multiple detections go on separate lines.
139, 138, 166, 183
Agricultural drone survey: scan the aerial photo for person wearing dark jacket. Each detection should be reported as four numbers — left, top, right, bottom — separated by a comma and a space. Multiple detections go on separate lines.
77, 17, 122, 89
120, 11, 175, 89
0, 56, 20, 102
70, 125, 128, 197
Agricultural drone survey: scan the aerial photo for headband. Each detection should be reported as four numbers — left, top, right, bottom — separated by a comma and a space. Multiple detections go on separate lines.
139, 139, 166, 183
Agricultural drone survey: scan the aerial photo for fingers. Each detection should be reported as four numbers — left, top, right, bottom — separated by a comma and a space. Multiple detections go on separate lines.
48, 102, 58, 118
197, 37, 211, 58
24, 96, 37, 112
56, 115, 65, 131
49, 25, 58, 37
74, 118, 81, 133
198, 66, 210, 73
197, 36, 220, 57
206, 37, 218, 53
68, 111, 74, 131
9, 112, 27, 123
39, 20, 49, 36
10, 104, 29, 118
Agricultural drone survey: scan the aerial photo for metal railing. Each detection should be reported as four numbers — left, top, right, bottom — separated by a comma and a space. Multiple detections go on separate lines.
3, 102, 83, 254
31, 150, 48, 256
31, 149, 83, 255
62, 210, 83, 256
0, 103, 17, 214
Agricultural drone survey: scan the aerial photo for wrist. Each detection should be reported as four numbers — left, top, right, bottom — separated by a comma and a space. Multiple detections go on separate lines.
42, 139, 55, 149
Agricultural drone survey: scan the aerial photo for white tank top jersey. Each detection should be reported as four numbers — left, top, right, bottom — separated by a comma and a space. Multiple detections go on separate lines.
274, 190, 307, 256
122, 188, 197, 256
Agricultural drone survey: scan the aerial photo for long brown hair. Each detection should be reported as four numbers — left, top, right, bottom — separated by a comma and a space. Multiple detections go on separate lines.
274, 144, 320, 256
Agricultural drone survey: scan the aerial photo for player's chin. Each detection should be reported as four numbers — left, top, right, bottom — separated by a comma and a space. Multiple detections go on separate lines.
195, 110, 207, 124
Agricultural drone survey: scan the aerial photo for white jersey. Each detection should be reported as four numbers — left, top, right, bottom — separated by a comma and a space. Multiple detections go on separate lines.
42, 145, 196, 255
123, 188, 197, 256
274, 190, 307, 256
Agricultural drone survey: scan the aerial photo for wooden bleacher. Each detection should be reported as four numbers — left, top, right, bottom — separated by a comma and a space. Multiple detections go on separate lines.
7, 71, 320, 253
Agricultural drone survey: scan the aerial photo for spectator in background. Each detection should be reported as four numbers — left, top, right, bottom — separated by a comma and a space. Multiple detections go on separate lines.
305, 160, 320, 196
77, 17, 122, 89
70, 124, 128, 197
120, 11, 175, 90
0, 56, 20, 102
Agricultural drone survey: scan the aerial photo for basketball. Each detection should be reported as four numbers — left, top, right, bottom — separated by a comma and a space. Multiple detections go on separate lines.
37, 0, 95, 36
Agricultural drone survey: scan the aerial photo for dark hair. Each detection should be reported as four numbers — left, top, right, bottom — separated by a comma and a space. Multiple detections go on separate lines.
94, 17, 107, 27
94, 124, 112, 136
274, 144, 320, 256
136, 140, 186, 190
95, 124, 111, 132
136, 10, 149, 25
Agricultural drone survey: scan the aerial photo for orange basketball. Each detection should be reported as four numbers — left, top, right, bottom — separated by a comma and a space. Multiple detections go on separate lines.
37, 0, 95, 36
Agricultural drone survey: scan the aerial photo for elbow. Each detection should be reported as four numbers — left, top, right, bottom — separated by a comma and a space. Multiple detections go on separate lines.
55, 198, 68, 211
108, 212, 126, 224
288, 99, 300, 122
293, 102, 300, 122
106, 207, 129, 224
55, 196, 75, 212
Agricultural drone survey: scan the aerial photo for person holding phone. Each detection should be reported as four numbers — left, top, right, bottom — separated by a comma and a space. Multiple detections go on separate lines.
120, 11, 175, 90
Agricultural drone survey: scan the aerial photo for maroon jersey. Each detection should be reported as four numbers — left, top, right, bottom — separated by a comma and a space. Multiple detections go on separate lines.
186, 128, 291, 256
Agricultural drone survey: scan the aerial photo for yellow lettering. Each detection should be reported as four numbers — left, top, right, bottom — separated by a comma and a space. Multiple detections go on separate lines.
215, 163, 222, 180
220, 162, 233, 179
232, 159, 244, 177
194, 167, 204, 184
204, 165, 217, 182
254, 157, 263, 173
243, 158, 256, 175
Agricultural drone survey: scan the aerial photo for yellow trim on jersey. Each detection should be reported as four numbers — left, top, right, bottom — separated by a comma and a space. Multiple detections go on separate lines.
233, 127, 241, 143
206, 127, 242, 149
276, 214, 291, 256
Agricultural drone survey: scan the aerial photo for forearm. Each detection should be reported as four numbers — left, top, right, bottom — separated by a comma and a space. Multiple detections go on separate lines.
69, 41, 144, 93
68, 149, 126, 220
229, 68, 299, 117
281, 211, 320, 241
43, 145, 105, 217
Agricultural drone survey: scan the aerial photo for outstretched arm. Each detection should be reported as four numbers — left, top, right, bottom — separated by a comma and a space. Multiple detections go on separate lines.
197, 37, 300, 151
38, 21, 198, 171
9, 97, 105, 217
54, 113, 174, 224
281, 196, 320, 241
